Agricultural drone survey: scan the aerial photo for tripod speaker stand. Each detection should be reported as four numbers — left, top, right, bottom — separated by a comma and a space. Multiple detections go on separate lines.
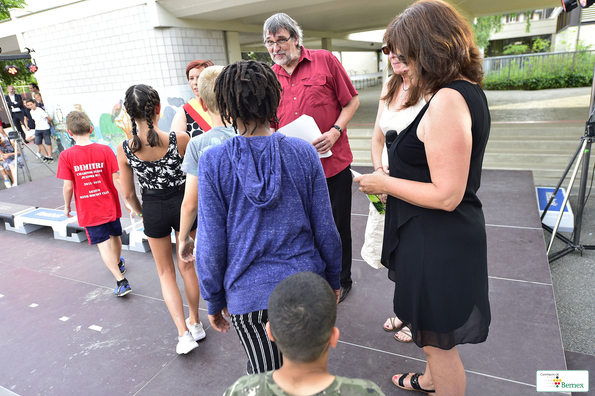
541, 61, 595, 263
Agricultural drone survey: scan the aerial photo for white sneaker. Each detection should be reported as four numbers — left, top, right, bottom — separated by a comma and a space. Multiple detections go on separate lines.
176, 331, 198, 354
186, 318, 206, 341
3, 179, 11, 189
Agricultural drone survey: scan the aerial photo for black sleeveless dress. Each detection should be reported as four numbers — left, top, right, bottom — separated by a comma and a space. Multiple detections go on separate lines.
381, 80, 491, 350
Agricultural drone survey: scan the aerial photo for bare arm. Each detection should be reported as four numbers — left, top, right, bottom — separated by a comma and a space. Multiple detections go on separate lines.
371, 82, 389, 172
170, 107, 187, 134
112, 172, 133, 213
63, 180, 74, 217
116, 142, 143, 215
176, 131, 190, 157
178, 173, 198, 261
355, 88, 472, 212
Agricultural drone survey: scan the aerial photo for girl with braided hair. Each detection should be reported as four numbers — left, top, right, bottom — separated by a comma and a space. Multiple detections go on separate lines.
117, 84, 204, 355
195, 60, 342, 374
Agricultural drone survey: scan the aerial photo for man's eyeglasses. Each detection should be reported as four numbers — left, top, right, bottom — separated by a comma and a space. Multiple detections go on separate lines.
264, 37, 292, 48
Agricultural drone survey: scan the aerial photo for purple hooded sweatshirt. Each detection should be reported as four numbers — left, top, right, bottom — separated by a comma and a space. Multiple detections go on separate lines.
196, 132, 341, 315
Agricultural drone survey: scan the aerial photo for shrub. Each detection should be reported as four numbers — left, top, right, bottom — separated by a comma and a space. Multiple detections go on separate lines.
484, 74, 593, 90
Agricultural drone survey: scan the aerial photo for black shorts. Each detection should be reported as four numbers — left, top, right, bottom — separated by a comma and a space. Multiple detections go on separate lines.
141, 184, 197, 239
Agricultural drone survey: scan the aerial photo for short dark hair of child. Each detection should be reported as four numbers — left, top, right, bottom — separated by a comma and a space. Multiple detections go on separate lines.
25, 99, 36, 104
66, 111, 92, 135
267, 272, 336, 363
215, 60, 281, 135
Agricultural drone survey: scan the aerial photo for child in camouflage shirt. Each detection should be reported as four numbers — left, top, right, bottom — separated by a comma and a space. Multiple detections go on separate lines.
224, 272, 385, 396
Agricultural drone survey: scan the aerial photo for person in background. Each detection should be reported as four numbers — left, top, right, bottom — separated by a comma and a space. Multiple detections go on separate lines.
5, 85, 26, 140
33, 92, 45, 110
178, 65, 236, 262
355, 1, 491, 394
224, 272, 385, 396
171, 59, 214, 137
0, 127, 24, 188
196, 60, 341, 375
57, 111, 131, 297
24, 99, 54, 163
363, 44, 425, 344
263, 13, 359, 303
29, 83, 43, 106
117, 84, 204, 355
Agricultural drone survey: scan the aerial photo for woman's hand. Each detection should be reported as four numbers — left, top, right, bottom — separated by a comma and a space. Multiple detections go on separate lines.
354, 171, 389, 196
209, 308, 231, 333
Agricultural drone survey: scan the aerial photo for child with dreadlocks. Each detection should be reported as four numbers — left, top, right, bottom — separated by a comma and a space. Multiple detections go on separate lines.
194, 60, 342, 374
117, 84, 204, 355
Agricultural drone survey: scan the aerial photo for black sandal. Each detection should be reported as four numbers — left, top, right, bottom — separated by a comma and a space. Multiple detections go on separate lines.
393, 373, 435, 394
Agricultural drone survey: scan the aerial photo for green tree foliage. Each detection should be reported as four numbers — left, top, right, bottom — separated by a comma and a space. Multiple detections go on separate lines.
503, 43, 530, 55
242, 52, 273, 65
0, 0, 26, 20
532, 38, 550, 53
0, 59, 37, 88
473, 16, 503, 49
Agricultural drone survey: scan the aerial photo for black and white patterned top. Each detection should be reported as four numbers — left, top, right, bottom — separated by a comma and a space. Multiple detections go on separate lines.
122, 132, 185, 190
185, 109, 205, 138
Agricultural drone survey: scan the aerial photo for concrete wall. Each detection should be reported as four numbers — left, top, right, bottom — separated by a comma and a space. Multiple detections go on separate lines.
19, 3, 227, 151
491, 18, 558, 41
340, 51, 378, 76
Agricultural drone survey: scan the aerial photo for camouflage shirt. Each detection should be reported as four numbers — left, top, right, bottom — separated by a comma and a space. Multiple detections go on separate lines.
223, 372, 385, 396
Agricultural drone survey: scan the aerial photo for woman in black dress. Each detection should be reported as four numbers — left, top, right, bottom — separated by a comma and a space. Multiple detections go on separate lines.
355, 1, 491, 394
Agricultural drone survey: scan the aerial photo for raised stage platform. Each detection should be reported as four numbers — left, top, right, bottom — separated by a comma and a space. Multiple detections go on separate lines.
0, 169, 576, 395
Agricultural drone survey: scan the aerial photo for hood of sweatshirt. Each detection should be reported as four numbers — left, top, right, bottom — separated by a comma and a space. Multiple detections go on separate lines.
227, 133, 284, 209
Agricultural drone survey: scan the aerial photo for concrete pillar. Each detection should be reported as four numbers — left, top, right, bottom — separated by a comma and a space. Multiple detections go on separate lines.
321, 37, 332, 51
225, 31, 242, 64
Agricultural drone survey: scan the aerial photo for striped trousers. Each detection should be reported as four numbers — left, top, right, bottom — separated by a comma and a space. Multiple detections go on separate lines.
230, 310, 283, 374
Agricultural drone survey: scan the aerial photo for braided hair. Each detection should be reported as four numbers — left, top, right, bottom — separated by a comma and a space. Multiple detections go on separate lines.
215, 60, 281, 136
124, 84, 162, 153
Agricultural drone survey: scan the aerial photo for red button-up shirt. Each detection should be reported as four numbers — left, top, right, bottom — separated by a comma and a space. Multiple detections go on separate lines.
272, 47, 358, 178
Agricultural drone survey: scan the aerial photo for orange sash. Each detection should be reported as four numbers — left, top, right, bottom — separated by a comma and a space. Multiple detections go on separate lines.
183, 98, 212, 132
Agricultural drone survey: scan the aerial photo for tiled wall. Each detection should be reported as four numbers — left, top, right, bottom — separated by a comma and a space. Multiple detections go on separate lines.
23, 4, 227, 98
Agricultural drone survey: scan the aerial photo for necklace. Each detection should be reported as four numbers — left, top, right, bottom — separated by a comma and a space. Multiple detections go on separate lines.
401, 83, 409, 100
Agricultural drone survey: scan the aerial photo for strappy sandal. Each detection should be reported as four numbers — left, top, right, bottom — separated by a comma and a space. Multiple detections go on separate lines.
392, 373, 435, 394
394, 326, 413, 343
383, 316, 404, 332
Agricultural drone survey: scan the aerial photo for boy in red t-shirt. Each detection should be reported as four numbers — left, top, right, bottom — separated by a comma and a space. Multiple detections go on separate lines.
57, 111, 132, 296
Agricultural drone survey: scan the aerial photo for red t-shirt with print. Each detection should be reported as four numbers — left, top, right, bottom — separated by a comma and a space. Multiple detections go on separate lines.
57, 143, 121, 227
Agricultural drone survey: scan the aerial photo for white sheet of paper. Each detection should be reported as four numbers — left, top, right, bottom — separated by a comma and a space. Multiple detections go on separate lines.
278, 115, 332, 159
350, 169, 362, 178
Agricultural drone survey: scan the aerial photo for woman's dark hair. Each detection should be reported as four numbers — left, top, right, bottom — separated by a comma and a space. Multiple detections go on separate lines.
384, 0, 484, 108
29, 83, 40, 90
124, 84, 161, 153
215, 60, 281, 135
185, 59, 214, 80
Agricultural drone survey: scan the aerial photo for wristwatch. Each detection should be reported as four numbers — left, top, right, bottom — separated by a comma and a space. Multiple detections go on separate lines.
332, 124, 342, 134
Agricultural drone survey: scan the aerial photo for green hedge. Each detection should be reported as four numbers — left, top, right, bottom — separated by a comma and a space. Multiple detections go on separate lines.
483, 74, 593, 90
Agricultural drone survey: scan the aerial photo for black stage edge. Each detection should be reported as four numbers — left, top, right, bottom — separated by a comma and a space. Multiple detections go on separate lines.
0, 171, 586, 395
